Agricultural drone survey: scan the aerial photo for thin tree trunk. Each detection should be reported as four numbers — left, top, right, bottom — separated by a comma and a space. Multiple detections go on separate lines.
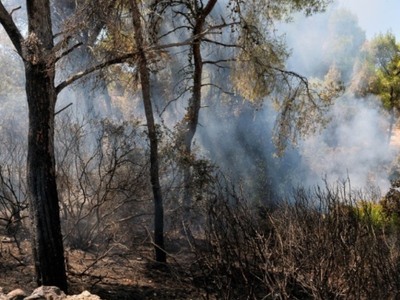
25, 0, 67, 291
130, 0, 166, 263
180, 0, 217, 221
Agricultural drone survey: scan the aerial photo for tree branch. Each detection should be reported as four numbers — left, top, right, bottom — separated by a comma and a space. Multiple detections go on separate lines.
54, 42, 83, 64
55, 53, 138, 94
10, 5, 21, 16
150, 25, 230, 51
158, 24, 192, 40
202, 0, 217, 18
0, 2, 24, 56
201, 83, 235, 95
203, 38, 240, 48
203, 58, 236, 65
55, 18, 232, 95
55, 103, 73, 115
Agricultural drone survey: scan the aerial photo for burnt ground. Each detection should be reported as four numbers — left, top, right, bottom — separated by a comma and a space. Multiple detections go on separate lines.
0, 236, 211, 300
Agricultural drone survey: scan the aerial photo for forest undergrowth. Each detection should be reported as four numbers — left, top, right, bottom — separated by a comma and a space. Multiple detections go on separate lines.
2, 175, 400, 299
1, 117, 400, 299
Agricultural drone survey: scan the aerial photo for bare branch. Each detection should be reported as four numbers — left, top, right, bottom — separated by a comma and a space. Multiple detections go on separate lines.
0, 2, 24, 56
201, 83, 235, 95
55, 53, 138, 94
10, 5, 21, 16
157, 24, 192, 40
202, 38, 241, 48
203, 58, 236, 67
54, 42, 83, 64
271, 66, 310, 89
159, 85, 192, 117
151, 23, 235, 51
55, 103, 73, 116
172, 9, 194, 27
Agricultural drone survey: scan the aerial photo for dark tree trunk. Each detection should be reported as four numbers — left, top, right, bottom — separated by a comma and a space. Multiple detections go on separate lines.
182, 0, 217, 150
130, 0, 166, 263
25, 0, 67, 291
180, 0, 217, 220
25, 63, 67, 291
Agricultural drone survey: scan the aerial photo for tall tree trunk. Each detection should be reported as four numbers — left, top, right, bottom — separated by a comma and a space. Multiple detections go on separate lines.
25, 0, 67, 291
182, 0, 217, 152
130, 0, 166, 263
26, 63, 67, 291
180, 0, 217, 221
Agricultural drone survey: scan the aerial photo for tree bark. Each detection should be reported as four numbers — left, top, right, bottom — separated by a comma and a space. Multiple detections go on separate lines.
25, 0, 68, 291
25, 62, 68, 291
130, 0, 166, 263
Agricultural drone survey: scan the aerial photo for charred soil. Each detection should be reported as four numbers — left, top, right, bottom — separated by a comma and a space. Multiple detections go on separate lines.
0, 236, 207, 300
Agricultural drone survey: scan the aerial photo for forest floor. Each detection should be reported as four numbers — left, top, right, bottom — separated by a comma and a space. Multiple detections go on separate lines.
0, 235, 210, 300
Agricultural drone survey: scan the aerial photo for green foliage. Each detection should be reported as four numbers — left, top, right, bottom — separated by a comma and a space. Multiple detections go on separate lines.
353, 195, 400, 232
273, 64, 344, 153
231, 0, 333, 103
351, 32, 400, 112
380, 181, 400, 227
356, 201, 387, 229
227, 1, 341, 153
374, 55, 400, 110
231, 34, 287, 103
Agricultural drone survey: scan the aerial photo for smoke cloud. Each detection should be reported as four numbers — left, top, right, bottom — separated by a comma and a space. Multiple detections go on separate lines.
195, 2, 397, 201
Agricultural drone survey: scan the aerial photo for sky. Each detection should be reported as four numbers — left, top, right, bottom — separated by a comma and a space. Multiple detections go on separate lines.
336, 0, 400, 39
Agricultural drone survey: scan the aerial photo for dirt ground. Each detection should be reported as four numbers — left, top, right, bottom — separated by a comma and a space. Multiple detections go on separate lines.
0, 236, 209, 300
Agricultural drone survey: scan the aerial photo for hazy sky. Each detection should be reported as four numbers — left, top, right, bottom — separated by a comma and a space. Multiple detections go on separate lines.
336, 0, 400, 39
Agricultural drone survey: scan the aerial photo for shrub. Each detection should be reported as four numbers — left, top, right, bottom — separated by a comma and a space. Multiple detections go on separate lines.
191, 180, 400, 299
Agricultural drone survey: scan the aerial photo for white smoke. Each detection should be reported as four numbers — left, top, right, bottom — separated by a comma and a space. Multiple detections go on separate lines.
196, 1, 397, 200
298, 95, 395, 193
